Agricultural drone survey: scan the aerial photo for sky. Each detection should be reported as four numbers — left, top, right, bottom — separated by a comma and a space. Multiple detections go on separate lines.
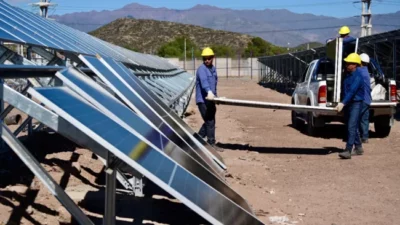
5, 0, 400, 18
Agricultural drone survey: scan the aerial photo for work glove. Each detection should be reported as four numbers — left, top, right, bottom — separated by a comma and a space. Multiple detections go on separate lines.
206, 91, 215, 100
335, 103, 345, 113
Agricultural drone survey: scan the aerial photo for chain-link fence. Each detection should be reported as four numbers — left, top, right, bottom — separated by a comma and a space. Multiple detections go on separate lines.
167, 54, 260, 79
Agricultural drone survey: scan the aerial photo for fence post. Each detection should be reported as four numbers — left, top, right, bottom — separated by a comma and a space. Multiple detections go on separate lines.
250, 51, 253, 80
238, 53, 241, 77
226, 53, 228, 79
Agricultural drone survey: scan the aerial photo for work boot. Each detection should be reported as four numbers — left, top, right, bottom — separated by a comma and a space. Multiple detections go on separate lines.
362, 139, 369, 144
210, 144, 224, 152
353, 146, 364, 155
339, 149, 352, 159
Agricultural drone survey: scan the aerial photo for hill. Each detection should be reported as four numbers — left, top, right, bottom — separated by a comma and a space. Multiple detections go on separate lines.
90, 18, 274, 55
292, 42, 324, 52
52, 3, 400, 46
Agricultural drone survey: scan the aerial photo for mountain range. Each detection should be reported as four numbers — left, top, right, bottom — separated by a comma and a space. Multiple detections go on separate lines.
52, 3, 400, 46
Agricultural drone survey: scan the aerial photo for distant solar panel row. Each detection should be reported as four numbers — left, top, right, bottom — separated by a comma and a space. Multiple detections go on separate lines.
0, 1, 175, 70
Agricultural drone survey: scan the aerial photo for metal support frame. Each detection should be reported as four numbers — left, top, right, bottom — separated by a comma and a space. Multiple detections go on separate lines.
1, 124, 94, 225
0, 83, 144, 195
104, 152, 117, 225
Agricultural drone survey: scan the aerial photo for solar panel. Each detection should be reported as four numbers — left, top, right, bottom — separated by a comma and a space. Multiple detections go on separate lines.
55, 67, 256, 212
28, 87, 264, 225
0, 1, 177, 70
55, 66, 225, 180
100, 57, 224, 162
78, 55, 226, 170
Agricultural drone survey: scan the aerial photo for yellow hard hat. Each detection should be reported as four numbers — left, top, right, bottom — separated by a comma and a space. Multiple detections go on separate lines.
201, 47, 214, 57
339, 26, 351, 35
344, 53, 361, 65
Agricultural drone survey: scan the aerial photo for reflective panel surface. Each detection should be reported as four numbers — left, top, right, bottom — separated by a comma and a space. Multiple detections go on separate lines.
29, 87, 264, 225
102, 57, 224, 163
79, 55, 225, 171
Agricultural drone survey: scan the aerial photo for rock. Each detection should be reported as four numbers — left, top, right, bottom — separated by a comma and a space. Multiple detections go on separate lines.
298, 213, 306, 217
26, 206, 34, 215
71, 162, 81, 174
224, 172, 233, 178
269, 216, 289, 224
238, 157, 246, 161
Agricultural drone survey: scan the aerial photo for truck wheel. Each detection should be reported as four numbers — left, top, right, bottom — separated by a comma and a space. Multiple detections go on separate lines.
374, 116, 391, 138
291, 111, 305, 128
307, 112, 318, 136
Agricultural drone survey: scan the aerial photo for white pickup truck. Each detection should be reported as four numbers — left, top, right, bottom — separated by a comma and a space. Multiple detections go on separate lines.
291, 38, 397, 137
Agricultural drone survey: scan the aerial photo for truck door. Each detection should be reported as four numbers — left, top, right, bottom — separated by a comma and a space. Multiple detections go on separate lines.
298, 61, 316, 105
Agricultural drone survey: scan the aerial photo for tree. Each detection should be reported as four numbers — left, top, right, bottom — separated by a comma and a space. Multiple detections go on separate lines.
244, 37, 287, 57
210, 45, 235, 58
157, 37, 200, 59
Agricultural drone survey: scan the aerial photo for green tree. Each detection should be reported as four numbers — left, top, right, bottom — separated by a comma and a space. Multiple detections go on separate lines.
244, 37, 287, 57
157, 37, 200, 59
210, 45, 235, 57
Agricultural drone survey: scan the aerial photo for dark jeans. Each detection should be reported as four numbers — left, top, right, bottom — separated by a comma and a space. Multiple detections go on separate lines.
359, 102, 370, 140
198, 102, 216, 145
345, 101, 363, 150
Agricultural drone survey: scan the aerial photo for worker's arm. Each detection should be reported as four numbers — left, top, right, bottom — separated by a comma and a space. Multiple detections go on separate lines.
197, 67, 212, 93
342, 74, 362, 105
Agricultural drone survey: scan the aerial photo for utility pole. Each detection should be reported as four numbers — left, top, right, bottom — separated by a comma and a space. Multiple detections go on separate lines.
184, 38, 186, 70
360, 0, 372, 37
31, 0, 57, 19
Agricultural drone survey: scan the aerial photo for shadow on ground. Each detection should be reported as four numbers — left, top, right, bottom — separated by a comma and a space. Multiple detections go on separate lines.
258, 82, 295, 96
216, 143, 341, 155
0, 132, 82, 225
288, 123, 388, 140
79, 183, 209, 225
0, 131, 208, 225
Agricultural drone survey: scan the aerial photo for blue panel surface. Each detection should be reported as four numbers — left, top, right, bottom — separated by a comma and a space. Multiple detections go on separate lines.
29, 87, 264, 225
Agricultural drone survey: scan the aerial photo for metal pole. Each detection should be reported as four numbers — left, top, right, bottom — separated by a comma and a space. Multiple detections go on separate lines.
0, 78, 4, 153
250, 51, 253, 80
184, 38, 186, 70
104, 152, 116, 225
226, 53, 228, 79
393, 40, 397, 81
238, 53, 241, 77
192, 47, 195, 74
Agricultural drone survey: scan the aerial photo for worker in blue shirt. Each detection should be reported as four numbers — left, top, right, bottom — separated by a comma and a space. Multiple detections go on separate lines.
335, 53, 364, 159
195, 47, 223, 152
358, 53, 372, 143
339, 26, 356, 57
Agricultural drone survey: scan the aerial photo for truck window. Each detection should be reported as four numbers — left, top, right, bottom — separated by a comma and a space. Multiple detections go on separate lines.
300, 65, 309, 83
314, 60, 335, 81
304, 62, 315, 83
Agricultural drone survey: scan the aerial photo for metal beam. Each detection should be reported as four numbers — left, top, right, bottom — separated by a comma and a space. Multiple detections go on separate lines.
1, 124, 94, 225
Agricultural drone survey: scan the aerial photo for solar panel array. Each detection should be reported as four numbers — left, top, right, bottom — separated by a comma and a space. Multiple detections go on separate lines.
0, 1, 266, 224
0, 0, 174, 70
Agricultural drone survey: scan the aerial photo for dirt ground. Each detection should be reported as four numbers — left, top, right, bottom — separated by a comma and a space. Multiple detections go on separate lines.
0, 78, 399, 225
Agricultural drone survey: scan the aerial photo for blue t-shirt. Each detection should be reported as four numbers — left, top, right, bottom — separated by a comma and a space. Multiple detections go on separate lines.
195, 64, 218, 104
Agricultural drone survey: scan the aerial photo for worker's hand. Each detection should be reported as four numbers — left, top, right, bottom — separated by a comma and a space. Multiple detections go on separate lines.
206, 91, 215, 100
335, 103, 345, 113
